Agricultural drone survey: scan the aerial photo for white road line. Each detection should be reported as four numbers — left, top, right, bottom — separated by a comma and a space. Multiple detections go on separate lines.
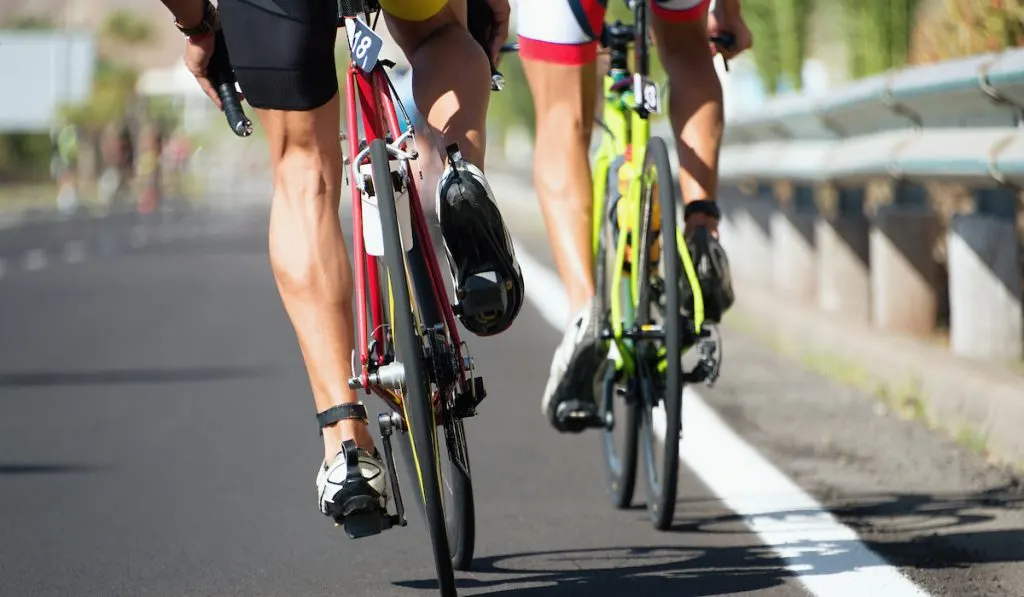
514, 239, 932, 597
64, 241, 86, 264
23, 249, 47, 272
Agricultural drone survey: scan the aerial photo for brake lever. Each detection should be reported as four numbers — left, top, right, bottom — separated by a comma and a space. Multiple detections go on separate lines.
710, 33, 736, 72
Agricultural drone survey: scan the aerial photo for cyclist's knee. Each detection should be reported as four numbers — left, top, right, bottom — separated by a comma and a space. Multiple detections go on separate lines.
273, 148, 336, 207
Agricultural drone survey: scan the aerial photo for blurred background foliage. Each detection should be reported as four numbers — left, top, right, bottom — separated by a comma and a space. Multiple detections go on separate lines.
4, 0, 1024, 184
0, 9, 183, 191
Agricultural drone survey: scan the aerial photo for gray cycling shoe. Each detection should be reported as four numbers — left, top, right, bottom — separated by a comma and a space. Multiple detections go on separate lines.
541, 298, 607, 433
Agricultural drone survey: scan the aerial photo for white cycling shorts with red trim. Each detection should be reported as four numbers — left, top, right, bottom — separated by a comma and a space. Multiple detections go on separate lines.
516, 0, 711, 66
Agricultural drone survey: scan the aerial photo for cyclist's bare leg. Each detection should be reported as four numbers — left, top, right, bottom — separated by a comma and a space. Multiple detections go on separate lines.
384, 2, 490, 168
649, 11, 723, 235
383, 0, 525, 338
521, 59, 598, 314
256, 96, 374, 462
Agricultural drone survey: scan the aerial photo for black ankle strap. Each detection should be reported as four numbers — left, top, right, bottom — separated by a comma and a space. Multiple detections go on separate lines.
684, 199, 721, 222
317, 403, 368, 435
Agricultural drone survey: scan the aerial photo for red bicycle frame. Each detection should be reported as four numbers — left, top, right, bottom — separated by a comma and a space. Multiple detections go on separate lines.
342, 18, 468, 415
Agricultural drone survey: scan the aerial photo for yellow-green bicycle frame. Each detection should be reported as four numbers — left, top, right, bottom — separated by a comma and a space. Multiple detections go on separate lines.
590, 68, 706, 379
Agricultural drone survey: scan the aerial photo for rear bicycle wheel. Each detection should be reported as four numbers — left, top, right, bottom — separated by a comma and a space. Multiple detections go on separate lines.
595, 154, 639, 510
403, 230, 476, 571
634, 136, 682, 531
369, 139, 457, 596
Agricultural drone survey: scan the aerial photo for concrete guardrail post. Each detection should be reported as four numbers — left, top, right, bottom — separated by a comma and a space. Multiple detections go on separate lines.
719, 182, 774, 289
816, 186, 872, 323
947, 187, 1023, 360
771, 183, 818, 304
870, 181, 943, 335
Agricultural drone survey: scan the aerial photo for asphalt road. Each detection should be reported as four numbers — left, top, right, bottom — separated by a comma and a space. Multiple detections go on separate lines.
1, 191, 1022, 597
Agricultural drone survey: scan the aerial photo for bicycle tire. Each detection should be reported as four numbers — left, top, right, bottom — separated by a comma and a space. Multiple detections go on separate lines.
634, 136, 682, 531
403, 231, 476, 571
595, 155, 640, 510
369, 138, 457, 596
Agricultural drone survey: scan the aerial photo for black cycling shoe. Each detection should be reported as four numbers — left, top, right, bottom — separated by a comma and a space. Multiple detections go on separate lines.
437, 143, 524, 336
680, 224, 735, 324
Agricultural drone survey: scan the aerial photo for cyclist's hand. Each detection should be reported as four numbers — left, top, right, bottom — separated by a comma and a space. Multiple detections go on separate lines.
484, 0, 510, 68
707, 4, 752, 61
184, 34, 221, 109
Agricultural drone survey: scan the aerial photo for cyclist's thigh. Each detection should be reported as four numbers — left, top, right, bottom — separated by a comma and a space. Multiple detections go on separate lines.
378, 0, 450, 23
217, 0, 339, 111
516, 0, 606, 66
650, 0, 711, 23
379, 0, 467, 57
649, 0, 712, 56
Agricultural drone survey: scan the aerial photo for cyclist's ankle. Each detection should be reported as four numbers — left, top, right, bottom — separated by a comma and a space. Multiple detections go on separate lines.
322, 420, 375, 461
568, 291, 595, 318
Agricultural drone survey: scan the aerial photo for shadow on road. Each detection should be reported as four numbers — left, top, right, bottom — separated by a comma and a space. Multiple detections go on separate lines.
397, 544, 795, 596
395, 484, 1024, 596
0, 463, 109, 476
0, 365, 272, 387
671, 482, 1024, 573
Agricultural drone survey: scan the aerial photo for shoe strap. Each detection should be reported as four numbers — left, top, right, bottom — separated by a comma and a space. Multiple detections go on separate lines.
316, 403, 368, 435
683, 199, 721, 221
342, 439, 362, 480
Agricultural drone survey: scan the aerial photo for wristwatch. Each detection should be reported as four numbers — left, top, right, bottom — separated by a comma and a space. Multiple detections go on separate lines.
174, 1, 219, 38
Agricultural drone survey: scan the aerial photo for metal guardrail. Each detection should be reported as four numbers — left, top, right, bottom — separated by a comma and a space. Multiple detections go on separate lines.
717, 49, 1024, 189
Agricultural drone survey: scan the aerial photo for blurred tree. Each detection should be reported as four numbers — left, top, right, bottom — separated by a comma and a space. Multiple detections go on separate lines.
840, 0, 921, 78
59, 9, 155, 133
744, 0, 782, 93
52, 9, 157, 198
910, 0, 1024, 64
775, 0, 812, 91
738, 0, 813, 94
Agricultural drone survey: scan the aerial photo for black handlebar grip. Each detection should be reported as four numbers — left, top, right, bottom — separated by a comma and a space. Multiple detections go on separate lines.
466, 0, 503, 91
208, 29, 253, 138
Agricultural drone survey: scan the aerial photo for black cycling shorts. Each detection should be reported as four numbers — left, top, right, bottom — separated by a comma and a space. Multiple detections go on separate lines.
218, 0, 340, 111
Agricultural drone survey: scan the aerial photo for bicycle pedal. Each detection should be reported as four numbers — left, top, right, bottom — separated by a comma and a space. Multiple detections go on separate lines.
555, 400, 605, 433
451, 376, 487, 419
339, 508, 389, 540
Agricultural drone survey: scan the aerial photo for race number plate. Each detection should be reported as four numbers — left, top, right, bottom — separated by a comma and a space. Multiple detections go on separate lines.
633, 74, 661, 114
345, 17, 384, 73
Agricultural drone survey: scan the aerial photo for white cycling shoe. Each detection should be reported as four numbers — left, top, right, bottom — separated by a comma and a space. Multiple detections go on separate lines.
541, 298, 606, 433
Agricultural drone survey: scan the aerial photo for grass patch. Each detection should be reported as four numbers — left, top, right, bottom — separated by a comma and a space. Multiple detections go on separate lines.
954, 424, 990, 457
724, 307, 1021, 469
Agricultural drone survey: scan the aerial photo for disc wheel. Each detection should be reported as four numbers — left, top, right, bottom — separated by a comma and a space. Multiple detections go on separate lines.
370, 138, 459, 595
634, 136, 683, 531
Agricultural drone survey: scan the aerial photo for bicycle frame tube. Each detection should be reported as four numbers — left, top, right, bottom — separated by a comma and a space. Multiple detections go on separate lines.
343, 14, 469, 409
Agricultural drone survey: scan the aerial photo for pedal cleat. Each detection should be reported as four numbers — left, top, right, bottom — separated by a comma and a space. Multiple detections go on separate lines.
437, 142, 524, 337
315, 404, 395, 539
333, 439, 390, 539
451, 376, 487, 419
